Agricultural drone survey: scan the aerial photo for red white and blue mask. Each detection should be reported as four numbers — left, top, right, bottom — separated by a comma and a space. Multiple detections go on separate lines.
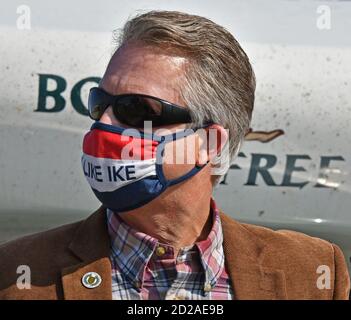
81, 122, 208, 212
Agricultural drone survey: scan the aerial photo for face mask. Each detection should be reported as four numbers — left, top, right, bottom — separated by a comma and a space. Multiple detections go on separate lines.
81, 122, 208, 212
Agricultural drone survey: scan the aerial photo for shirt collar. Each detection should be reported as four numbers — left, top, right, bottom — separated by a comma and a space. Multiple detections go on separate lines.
196, 198, 225, 287
106, 198, 225, 288
106, 211, 157, 284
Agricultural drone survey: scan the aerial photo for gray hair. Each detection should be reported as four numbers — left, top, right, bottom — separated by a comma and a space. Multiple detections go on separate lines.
113, 10, 256, 185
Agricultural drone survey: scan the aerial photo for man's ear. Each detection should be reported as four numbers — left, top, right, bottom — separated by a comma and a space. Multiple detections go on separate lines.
195, 124, 229, 166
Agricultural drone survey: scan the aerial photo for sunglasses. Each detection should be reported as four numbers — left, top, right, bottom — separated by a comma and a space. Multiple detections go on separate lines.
88, 87, 193, 127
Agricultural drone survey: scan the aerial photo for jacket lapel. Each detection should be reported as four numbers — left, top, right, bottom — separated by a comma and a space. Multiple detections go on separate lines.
61, 206, 112, 300
220, 212, 288, 300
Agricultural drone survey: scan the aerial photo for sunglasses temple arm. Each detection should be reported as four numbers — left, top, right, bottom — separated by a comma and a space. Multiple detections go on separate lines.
162, 105, 192, 124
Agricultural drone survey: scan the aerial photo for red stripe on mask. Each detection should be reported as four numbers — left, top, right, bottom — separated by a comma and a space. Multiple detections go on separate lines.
83, 129, 158, 160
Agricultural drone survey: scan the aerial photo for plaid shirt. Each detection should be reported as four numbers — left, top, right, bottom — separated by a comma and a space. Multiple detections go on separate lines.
106, 199, 234, 300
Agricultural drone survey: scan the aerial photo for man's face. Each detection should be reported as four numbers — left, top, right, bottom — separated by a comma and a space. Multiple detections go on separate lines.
98, 43, 204, 180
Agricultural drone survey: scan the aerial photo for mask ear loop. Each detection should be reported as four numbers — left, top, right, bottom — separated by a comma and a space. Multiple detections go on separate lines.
154, 128, 210, 187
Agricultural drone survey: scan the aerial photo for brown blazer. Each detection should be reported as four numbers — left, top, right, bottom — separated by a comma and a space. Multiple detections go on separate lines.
0, 206, 349, 300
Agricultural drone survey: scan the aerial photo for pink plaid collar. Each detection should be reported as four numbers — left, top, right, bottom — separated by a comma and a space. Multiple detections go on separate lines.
106, 198, 225, 288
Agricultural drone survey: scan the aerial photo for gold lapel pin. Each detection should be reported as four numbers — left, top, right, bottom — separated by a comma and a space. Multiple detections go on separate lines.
81, 272, 102, 289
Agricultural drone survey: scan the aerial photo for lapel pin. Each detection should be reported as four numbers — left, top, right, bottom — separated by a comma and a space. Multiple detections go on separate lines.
82, 272, 102, 289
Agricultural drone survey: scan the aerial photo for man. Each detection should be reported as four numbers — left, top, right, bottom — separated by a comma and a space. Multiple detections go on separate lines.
0, 11, 349, 300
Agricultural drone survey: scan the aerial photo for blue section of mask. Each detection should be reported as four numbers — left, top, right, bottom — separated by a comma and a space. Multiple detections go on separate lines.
92, 176, 165, 212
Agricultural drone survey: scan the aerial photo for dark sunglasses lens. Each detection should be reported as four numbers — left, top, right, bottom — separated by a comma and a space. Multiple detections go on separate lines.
88, 89, 106, 120
113, 96, 162, 126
